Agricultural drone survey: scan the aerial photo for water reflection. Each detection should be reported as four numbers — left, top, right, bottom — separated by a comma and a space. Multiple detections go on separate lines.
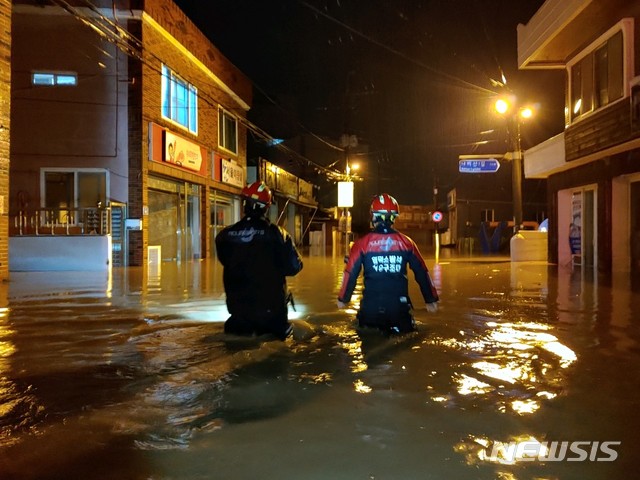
0, 255, 639, 479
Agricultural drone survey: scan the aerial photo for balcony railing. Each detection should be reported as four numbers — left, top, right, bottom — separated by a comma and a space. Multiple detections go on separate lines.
10, 207, 111, 236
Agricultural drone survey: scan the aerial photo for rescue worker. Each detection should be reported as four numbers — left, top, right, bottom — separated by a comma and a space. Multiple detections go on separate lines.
337, 193, 439, 334
215, 181, 303, 340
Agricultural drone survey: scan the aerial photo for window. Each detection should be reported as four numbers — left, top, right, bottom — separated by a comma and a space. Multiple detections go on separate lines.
218, 108, 238, 154
43, 169, 107, 211
481, 209, 495, 223
570, 29, 624, 121
32, 72, 77, 86
161, 65, 198, 134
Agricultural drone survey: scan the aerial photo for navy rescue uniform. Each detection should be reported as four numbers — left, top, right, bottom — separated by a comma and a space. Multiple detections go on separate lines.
215, 214, 303, 340
338, 224, 439, 334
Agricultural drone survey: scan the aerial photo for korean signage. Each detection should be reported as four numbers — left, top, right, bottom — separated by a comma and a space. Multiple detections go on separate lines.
148, 123, 207, 176
221, 158, 244, 187
277, 168, 298, 197
458, 158, 501, 173
165, 131, 203, 172
299, 179, 314, 204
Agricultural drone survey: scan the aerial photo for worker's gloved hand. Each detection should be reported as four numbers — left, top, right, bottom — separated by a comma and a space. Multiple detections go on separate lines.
337, 300, 347, 309
425, 302, 438, 313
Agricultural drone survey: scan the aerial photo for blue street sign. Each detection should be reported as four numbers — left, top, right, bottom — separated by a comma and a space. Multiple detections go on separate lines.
458, 158, 501, 173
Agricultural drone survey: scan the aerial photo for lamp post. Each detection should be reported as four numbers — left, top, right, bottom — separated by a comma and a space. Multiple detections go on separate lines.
338, 152, 359, 257
495, 98, 534, 233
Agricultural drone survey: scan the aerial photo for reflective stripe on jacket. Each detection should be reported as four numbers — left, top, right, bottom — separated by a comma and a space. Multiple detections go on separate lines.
338, 227, 438, 306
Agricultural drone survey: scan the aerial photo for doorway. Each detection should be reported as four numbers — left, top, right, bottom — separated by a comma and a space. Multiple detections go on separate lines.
631, 181, 640, 278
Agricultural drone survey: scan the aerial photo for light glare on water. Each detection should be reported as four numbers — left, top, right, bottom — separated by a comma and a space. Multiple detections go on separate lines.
0, 253, 638, 479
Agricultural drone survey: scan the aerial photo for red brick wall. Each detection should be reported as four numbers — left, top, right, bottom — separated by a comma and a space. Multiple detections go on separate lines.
143, 0, 252, 107
0, 0, 10, 280
131, 1, 251, 262
127, 19, 145, 266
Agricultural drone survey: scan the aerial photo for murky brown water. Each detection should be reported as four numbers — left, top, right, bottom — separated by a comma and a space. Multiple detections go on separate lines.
1, 250, 639, 479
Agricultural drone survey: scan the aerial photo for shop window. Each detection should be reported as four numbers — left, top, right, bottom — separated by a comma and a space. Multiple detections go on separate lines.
218, 107, 238, 154
161, 65, 198, 134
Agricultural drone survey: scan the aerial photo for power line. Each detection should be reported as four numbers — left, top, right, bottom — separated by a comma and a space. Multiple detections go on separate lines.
298, 0, 498, 95
45, 0, 345, 180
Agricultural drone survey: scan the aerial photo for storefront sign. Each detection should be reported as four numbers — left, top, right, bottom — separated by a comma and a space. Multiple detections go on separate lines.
165, 131, 203, 172
299, 179, 314, 204
221, 158, 244, 187
277, 169, 298, 197
148, 123, 207, 177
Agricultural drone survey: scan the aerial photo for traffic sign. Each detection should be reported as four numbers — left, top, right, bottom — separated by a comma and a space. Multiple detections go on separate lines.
432, 211, 443, 223
458, 158, 501, 173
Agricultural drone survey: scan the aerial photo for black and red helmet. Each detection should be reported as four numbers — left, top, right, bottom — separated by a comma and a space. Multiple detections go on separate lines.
371, 193, 399, 223
371, 193, 399, 214
242, 181, 272, 207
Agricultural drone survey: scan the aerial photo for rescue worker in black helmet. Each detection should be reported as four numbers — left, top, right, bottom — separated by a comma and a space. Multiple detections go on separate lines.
215, 181, 303, 340
337, 193, 439, 334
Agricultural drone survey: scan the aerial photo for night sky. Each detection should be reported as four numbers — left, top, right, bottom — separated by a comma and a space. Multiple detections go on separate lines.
173, 0, 565, 207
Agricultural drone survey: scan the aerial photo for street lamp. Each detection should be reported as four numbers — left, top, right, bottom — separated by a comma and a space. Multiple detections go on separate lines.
494, 96, 536, 232
337, 161, 359, 256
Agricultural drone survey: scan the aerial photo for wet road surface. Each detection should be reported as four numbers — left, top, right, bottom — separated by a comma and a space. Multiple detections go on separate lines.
1, 249, 639, 479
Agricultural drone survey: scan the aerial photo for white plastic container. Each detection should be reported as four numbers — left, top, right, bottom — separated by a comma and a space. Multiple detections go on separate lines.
510, 231, 548, 262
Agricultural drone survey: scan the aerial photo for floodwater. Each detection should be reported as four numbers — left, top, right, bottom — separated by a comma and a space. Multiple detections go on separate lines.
1, 248, 639, 480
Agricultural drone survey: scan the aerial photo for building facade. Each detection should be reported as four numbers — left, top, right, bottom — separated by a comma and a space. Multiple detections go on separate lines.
9, 0, 254, 269
0, 0, 10, 281
519, 0, 640, 275
445, 172, 547, 253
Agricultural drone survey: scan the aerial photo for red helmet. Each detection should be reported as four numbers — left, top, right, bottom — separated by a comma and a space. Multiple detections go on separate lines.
371, 193, 399, 222
242, 181, 272, 206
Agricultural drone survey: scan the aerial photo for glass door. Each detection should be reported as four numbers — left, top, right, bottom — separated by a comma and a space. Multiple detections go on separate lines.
186, 185, 201, 260
210, 192, 235, 255
570, 187, 597, 269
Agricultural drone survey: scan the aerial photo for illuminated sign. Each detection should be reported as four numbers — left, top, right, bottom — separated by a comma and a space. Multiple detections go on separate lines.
458, 158, 501, 173
221, 158, 244, 187
337, 181, 354, 208
165, 131, 203, 172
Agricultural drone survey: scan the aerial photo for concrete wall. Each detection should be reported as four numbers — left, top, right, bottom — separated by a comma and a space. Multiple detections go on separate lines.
9, 236, 112, 271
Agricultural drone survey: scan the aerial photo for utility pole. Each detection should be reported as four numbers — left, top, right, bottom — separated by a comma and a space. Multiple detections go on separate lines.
512, 120, 524, 232
495, 97, 533, 234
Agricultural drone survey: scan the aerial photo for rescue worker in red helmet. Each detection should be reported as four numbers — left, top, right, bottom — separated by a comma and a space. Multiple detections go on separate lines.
337, 193, 439, 334
215, 181, 303, 340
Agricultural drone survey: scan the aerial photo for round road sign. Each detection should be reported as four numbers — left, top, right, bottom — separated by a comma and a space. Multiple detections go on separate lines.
432, 211, 443, 223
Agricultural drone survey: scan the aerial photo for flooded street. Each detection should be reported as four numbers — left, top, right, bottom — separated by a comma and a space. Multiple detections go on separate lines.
1, 249, 639, 479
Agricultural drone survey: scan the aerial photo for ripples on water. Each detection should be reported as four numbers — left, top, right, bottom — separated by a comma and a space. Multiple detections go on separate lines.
0, 259, 639, 479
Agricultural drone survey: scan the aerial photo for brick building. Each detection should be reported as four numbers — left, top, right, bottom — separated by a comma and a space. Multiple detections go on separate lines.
0, 0, 10, 280
9, 0, 254, 269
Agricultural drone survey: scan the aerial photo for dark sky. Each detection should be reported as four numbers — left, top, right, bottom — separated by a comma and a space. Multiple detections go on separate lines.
174, 0, 565, 205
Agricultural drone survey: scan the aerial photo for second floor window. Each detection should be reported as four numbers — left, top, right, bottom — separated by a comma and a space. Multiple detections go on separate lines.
570, 29, 624, 121
161, 65, 198, 134
32, 72, 77, 86
218, 108, 238, 154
